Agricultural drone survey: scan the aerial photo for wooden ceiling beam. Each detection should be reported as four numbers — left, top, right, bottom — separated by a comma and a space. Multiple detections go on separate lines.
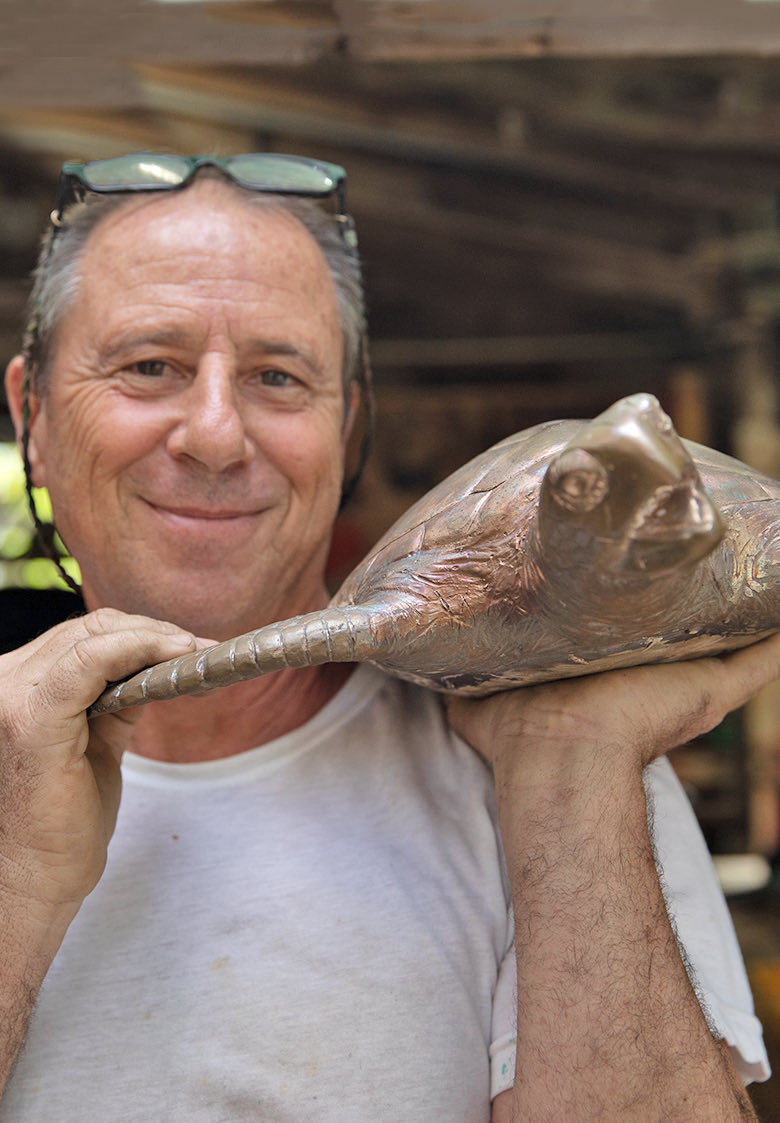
0, 109, 174, 163
133, 63, 776, 215
353, 185, 700, 309
1, 2, 780, 74
207, 1, 340, 30
489, 59, 780, 154
383, 57, 780, 153
348, 2, 780, 61
0, 0, 340, 64
1, 60, 775, 219
369, 329, 690, 369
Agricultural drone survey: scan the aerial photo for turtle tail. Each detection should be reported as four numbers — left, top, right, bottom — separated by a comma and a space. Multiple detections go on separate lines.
88, 604, 378, 716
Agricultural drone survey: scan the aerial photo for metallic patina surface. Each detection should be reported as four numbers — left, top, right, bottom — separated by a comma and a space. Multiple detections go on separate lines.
90, 394, 780, 715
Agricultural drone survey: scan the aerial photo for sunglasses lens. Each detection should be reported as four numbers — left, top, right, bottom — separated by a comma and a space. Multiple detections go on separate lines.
228, 155, 339, 195
81, 154, 192, 190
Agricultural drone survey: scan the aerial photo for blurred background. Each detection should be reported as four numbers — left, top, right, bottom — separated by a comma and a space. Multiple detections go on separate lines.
0, 0, 778, 1114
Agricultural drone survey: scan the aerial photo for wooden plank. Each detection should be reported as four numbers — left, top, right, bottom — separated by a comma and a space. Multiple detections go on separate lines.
1, 0, 780, 65
205, 1, 339, 29
349, 1, 780, 60
134, 64, 776, 213
0, 0, 339, 64
0, 109, 174, 161
7, 59, 780, 220
476, 58, 780, 154
0, 104, 254, 164
353, 184, 701, 307
135, 62, 502, 146
369, 330, 688, 368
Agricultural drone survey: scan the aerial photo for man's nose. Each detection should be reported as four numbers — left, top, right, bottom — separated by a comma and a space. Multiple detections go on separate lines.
167, 361, 252, 472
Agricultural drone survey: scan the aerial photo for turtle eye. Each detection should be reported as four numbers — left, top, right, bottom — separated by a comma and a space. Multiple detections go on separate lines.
655, 410, 674, 435
547, 448, 609, 513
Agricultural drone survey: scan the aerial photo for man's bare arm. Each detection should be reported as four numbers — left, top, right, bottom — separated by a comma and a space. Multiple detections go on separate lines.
450, 635, 780, 1123
0, 610, 201, 1092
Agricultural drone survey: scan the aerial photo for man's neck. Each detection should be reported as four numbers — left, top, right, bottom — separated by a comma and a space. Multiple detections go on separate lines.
126, 661, 355, 764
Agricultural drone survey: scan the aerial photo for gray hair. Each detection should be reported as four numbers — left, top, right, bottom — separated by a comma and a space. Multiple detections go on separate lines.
24, 172, 368, 397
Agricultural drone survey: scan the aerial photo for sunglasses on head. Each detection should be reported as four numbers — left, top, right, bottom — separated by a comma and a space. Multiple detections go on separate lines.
53, 152, 356, 247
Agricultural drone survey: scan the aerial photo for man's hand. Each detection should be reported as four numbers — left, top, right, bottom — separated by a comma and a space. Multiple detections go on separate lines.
0, 609, 202, 1093
0, 608, 202, 915
447, 636, 780, 1123
447, 632, 780, 777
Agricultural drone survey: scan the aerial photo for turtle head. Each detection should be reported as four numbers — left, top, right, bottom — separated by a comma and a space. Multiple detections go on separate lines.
539, 394, 724, 575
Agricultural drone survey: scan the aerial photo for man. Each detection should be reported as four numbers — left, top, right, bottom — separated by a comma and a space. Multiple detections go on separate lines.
0, 153, 777, 1121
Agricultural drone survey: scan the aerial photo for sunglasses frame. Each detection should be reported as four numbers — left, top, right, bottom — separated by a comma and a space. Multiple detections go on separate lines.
54, 152, 349, 226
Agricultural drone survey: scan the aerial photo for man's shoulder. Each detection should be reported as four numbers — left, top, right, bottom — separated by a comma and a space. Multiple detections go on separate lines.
341, 665, 493, 785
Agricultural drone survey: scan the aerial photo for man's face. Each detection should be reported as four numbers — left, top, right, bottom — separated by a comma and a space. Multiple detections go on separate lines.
24, 181, 350, 639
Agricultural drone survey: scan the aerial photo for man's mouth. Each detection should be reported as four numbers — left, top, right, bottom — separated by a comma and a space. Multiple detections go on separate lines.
142, 500, 266, 528
150, 504, 257, 519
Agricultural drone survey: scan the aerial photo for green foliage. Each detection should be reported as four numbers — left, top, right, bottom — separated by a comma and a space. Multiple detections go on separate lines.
0, 443, 81, 590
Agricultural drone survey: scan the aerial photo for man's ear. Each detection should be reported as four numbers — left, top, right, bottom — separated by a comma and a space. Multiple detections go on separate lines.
5, 354, 47, 487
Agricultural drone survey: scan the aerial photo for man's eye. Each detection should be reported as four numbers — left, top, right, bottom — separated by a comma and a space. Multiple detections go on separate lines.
260, 369, 295, 387
130, 360, 168, 378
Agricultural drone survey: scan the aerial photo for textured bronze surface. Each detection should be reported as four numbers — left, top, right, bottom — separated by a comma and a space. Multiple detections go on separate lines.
89, 394, 780, 715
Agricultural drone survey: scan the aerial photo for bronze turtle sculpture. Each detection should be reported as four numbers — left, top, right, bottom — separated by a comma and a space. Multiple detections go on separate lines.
89, 393, 780, 715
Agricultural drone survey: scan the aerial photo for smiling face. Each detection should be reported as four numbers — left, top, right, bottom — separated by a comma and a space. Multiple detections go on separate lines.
16, 181, 351, 639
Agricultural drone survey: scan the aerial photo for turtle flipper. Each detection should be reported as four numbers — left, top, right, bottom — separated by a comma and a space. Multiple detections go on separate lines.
89, 603, 381, 716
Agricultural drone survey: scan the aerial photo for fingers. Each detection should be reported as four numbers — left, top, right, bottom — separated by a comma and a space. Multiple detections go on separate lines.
710, 632, 780, 711
445, 631, 780, 769
3, 610, 201, 741
29, 619, 200, 727
0, 609, 206, 918
5, 608, 190, 670
649, 633, 780, 754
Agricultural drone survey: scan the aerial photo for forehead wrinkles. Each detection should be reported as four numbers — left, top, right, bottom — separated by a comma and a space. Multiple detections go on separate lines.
81, 183, 333, 286
71, 186, 342, 351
